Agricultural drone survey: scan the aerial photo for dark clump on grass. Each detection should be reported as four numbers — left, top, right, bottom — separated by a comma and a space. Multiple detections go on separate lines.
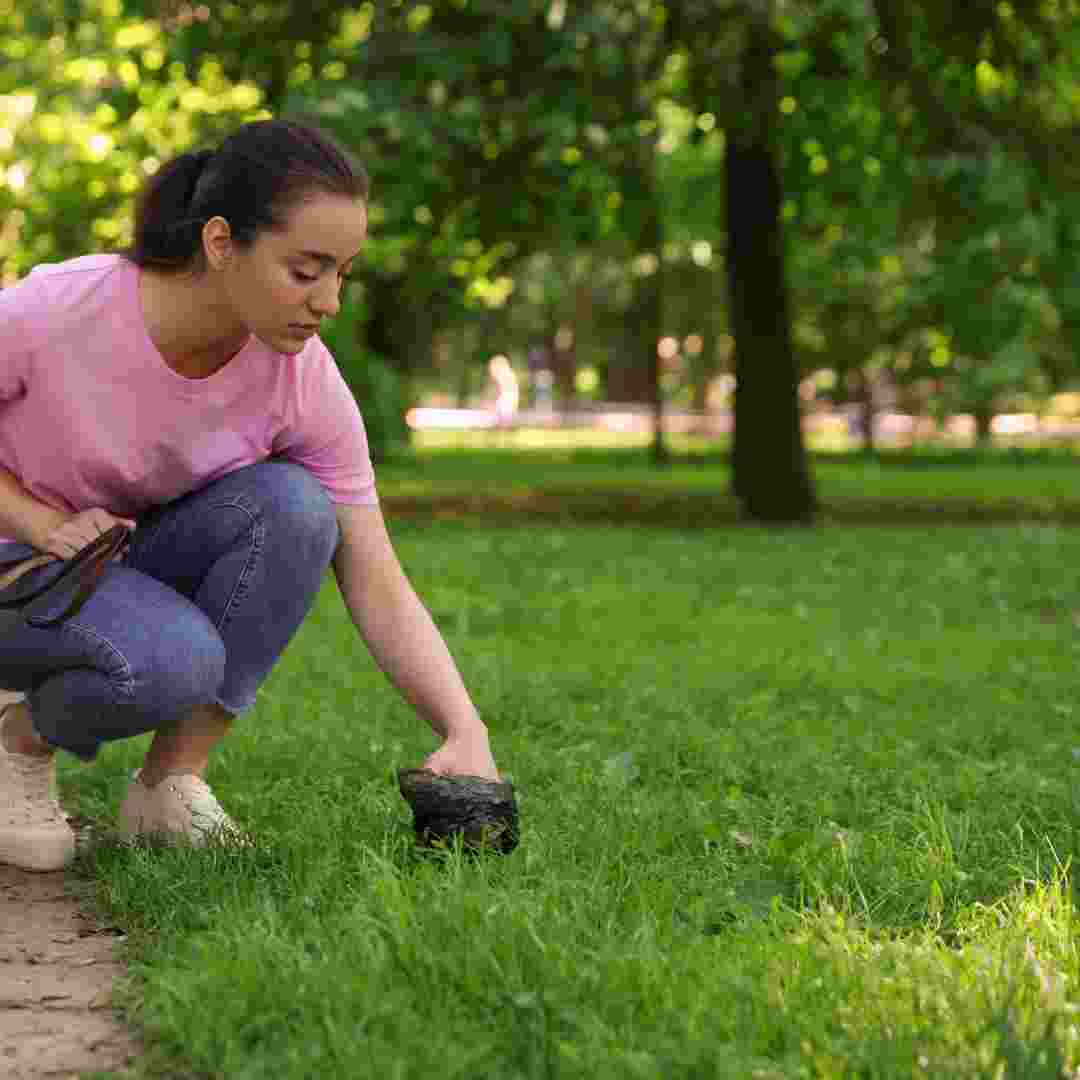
398, 768, 520, 854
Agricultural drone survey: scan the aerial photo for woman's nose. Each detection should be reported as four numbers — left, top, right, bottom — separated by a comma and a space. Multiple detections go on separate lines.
310, 279, 341, 318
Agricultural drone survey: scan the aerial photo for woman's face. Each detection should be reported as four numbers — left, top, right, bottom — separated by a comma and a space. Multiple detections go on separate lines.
217, 192, 368, 355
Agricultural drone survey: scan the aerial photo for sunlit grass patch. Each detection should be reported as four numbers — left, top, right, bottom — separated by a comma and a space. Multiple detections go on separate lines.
761, 875, 1079, 1077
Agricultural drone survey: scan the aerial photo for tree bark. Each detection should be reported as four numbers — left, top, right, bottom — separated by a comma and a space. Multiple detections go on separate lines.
636, 204, 668, 466
546, 323, 577, 411
726, 12, 816, 523
607, 334, 657, 403
626, 130, 667, 464
363, 274, 406, 370
850, 368, 877, 453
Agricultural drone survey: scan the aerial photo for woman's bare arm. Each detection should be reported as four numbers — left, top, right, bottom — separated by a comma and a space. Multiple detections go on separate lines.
332, 502, 499, 779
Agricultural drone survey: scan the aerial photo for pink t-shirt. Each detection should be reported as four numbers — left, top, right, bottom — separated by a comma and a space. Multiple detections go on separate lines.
0, 254, 377, 544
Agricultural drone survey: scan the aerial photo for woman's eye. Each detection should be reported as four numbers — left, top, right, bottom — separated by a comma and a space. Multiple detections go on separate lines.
292, 270, 318, 283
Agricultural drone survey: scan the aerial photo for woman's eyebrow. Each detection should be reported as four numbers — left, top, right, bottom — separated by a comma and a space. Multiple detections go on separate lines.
296, 249, 362, 268
296, 251, 336, 267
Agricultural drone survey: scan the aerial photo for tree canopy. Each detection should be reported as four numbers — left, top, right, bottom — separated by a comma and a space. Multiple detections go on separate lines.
2, 0, 1080, 518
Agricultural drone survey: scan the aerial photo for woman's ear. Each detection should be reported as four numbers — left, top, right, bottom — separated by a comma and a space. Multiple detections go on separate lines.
202, 216, 233, 270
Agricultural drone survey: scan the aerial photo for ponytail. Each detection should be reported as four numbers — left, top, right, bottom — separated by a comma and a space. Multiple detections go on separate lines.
129, 149, 216, 270
126, 120, 368, 274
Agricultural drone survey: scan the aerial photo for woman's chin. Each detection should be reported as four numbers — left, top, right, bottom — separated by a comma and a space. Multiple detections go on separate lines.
261, 330, 310, 355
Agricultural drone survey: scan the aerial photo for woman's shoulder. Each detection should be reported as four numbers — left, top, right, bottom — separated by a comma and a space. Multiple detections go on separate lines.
6, 253, 128, 302
27, 253, 127, 281
0, 254, 132, 347
24, 253, 130, 301
12, 254, 130, 318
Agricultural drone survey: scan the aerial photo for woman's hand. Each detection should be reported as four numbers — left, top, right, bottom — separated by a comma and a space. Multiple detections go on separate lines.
42, 508, 135, 560
422, 728, 501, 781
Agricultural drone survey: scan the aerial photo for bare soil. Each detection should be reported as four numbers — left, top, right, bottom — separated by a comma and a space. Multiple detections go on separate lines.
0, 857, 140, 1080
0, 677, 140, 1080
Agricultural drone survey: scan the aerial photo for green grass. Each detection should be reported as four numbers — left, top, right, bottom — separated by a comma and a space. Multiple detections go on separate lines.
71, 520, 1080, 1078
373, 447, 1080, 523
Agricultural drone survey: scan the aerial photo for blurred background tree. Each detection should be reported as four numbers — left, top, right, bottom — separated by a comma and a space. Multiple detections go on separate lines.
2, 0, 1079, 517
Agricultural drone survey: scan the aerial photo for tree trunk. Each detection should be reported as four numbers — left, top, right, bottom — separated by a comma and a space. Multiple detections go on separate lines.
607, 338, 657, 402
636, 207, 668, 467
626, 129, 667, 464
726, 12, 815, 523
637, 272, 667, 466
456, 324, 474, 408
690, 266, 721, 417
547, 322, 577, 410
610, 34, 668, 464
854, 368, 876, 453
363, 274, 406, 370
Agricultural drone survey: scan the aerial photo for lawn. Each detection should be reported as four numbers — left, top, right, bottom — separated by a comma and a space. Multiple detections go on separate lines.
69, 514, 1080, 1078
374, 447, 1080, 524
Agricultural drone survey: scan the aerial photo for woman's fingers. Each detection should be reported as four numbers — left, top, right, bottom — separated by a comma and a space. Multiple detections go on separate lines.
46, 534, 86, 558
88, 510, 119, 535
42, 509, 135, 558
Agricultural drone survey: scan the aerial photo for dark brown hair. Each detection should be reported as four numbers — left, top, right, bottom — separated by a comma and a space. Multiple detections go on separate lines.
127, 119, 369, 271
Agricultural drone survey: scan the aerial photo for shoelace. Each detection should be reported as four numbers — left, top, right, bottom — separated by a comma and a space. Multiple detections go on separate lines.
168, 776, 235, 832
6, 753, 63, 822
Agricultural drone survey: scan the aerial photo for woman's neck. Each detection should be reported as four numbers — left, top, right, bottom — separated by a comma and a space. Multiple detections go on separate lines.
138, 267, 250, 379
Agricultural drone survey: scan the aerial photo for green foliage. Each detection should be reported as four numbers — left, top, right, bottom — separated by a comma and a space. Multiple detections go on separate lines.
893, 149, 1058, 419
771, 0, 1080, 421
857, 0, 1080, 407
293, 0, 660, 373
3, 0, 1080, 419
318, 293, 409, 463
0, 0, 265, 280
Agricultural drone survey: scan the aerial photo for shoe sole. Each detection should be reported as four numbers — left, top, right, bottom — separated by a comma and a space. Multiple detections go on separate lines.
117, 811, 251, 849
0, 828, 76, 872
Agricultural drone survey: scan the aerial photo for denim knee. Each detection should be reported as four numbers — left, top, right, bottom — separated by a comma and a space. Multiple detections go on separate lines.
139, 609, 227, 717
258, 462, 340, 562
28, 604, 227, 761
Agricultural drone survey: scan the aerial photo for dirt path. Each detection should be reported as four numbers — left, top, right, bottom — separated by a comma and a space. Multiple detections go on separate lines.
0, 696, 140, 1079
0, 856, 140, 1079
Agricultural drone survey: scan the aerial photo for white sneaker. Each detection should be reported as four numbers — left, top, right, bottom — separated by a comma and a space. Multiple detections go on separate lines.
0, 709, 75, 872
118, 771, 247, 845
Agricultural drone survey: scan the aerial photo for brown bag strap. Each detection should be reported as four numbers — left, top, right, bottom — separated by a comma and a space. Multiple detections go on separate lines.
45, 526, 130, 624
3, 525, 130, 626
0, 554, 56, 592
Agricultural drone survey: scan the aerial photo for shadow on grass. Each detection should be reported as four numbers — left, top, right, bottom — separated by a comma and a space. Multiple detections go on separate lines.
381, 490, 1080, 527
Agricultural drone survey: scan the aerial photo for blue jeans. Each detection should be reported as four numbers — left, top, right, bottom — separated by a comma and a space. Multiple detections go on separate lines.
0, 462, 340, 760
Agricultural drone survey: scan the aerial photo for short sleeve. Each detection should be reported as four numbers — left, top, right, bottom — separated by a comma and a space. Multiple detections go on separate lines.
272, 339, 378, 505
0, 275, 38, 404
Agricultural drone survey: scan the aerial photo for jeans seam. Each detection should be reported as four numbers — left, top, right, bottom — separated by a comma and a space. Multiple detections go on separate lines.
212, 498, 264, 635
61, 621, 136, 701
